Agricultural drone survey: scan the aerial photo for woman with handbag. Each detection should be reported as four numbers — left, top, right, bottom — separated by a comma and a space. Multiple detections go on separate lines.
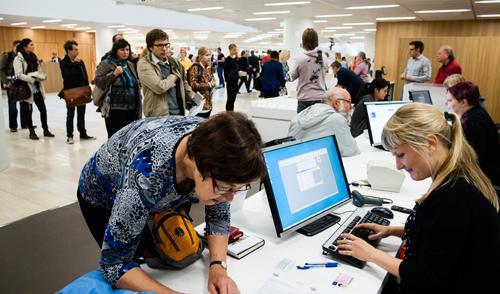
77, 112, 266, 293
237, 50, 251, 94
13, 38, 54, 140
187, 47, 216, 118
94, 39, 142, 138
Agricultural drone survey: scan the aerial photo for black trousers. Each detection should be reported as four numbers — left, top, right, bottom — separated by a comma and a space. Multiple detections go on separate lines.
66, 104, 87, 138
263, 89, 280, 98
225, 80, 238, 111
77, 190, 153, 257
238, 76, 250, 92
19, 101, 33, 129
104, 109, 138, 138
33, 92, 49, 130
248, 71, 258, 89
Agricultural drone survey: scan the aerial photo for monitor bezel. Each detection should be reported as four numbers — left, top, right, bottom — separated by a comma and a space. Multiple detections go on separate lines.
364, 101, 410, 147
408, 90, 432, 105
262, 134, 352, 237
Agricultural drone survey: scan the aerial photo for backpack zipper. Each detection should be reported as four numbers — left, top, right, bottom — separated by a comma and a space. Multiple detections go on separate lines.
160, 224, 180, 251
182, 217, 195, 245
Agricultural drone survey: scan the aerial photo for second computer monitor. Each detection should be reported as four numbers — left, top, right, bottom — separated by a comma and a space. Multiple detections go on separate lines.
365, 101, 410, 148
409, 90, 432, 104
262, 134, 351, 237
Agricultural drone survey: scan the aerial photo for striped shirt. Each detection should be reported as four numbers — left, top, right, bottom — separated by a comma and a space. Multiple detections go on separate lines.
403, 54, 432, 83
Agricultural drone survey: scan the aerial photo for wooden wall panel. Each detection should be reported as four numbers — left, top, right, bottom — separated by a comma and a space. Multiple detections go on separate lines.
0, 26, 96, 82
375, 20, 500, 122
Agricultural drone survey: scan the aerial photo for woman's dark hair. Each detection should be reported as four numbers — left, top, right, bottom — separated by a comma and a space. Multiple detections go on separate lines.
110, 39, 131, 59
270, 51, 279, 60
447, 81, 480, 106
146, 29, 168, 51
302, 28, 318, 51
356, 78, 389, 101
16, 38, 38, 72
187, 112, 267, 184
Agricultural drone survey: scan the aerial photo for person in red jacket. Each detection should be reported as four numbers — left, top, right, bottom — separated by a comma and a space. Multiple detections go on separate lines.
434, 45, 462, 84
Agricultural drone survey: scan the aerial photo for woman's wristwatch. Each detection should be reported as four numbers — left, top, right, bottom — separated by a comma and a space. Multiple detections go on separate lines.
210, 260, 227, 270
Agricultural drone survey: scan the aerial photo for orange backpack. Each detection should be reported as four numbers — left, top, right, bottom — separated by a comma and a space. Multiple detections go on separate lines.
146, 210, 204, 269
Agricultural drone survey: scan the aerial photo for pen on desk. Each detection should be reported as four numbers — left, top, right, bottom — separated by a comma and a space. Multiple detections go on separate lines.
297, 262, 338, 269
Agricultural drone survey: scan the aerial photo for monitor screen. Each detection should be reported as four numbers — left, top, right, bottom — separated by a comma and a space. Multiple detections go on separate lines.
409, 90, 432, 104
365, 101, 410, 147
262, 135, 351, 237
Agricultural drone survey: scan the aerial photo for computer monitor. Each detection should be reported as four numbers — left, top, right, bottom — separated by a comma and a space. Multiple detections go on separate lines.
409, 90, 432, 104
365, 101, 410, 148
262, 134, 351, 237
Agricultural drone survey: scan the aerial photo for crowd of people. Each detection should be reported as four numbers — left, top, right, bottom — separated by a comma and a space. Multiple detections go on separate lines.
1, 26, 498, 294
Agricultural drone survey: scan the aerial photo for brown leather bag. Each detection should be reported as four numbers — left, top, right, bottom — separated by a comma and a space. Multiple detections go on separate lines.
63, 85, 92, 107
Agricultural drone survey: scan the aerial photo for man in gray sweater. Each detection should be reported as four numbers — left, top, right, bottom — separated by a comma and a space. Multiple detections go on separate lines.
288, 87, 360, 157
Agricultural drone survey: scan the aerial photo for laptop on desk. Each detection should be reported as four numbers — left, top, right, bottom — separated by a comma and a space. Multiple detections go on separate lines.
365, 101, 410, 150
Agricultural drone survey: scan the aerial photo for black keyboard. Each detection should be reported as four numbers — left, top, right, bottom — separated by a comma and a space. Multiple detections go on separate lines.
322, 208, 390, 268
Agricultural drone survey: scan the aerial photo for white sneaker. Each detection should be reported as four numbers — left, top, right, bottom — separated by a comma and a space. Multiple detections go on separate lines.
66, 137, 74, 144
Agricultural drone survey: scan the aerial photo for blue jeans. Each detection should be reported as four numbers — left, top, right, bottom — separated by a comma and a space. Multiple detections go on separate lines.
217, 66, 225, 87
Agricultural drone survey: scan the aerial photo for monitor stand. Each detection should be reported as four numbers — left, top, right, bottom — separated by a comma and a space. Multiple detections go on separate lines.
297, 214, 341, 237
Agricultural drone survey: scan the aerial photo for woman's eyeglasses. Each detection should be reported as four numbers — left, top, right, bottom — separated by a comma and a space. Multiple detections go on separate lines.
211, 178, 251, 195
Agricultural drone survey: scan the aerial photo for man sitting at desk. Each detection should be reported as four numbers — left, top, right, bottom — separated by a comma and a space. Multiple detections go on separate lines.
288, 87, 360, 157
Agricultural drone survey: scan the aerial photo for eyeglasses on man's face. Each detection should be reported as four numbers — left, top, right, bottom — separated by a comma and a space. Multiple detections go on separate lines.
211, 178, 251, 195
154, 42, 171, 49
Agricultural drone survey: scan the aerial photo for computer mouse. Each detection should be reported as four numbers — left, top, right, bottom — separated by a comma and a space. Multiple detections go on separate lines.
371, 207, 394, 219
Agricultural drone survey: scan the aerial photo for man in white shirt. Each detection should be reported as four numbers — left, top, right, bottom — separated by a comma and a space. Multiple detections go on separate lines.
401, 40, 431, 83
288, 87, 360, 157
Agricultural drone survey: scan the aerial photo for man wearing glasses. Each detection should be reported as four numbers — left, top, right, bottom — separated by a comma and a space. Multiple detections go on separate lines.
401, 40, 432, 84
288, 87, 360, 157
138, 29, 195, 117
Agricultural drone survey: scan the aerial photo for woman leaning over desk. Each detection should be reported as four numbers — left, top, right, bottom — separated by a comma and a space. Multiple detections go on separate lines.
77, 112, 266, 294
338, 103, 499, 294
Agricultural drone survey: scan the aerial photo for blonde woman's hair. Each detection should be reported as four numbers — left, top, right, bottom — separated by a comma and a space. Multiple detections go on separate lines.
279, 50, 290, 63
196, 47, 210, 63
443, 74, 465, 89
382, 103, 499, 211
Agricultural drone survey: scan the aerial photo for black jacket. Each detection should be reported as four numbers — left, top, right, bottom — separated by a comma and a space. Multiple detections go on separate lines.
223, 56, 239, 83
59, 55, 89, 90
336, 67, 364, 104
397, 177, 499, 294
461, 105, 500, 186
238, 57, 249, 72
248, 55, 260, 72
350, 94, 374, 138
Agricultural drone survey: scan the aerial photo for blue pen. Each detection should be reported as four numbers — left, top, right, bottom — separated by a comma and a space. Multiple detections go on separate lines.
297, 262, 338, 269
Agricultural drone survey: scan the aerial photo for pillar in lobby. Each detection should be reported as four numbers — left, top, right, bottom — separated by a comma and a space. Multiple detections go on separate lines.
0, 89, 9, 172
284, 18, 314, 69
95, 28, 115, 63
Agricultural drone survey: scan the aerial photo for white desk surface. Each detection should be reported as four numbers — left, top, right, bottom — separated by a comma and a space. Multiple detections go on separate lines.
145, 137, 431, 293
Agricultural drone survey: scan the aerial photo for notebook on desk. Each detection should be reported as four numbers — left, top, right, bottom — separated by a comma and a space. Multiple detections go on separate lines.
195, 223, 265, 259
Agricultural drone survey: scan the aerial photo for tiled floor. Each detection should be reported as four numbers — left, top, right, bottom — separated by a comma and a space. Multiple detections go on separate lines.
0, 86, 261, 226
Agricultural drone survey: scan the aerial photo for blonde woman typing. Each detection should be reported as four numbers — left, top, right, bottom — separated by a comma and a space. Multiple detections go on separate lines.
338, 103, 499, 294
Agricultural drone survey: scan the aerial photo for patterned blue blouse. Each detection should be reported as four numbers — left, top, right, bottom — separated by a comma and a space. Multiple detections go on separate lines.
78, 116, 231, 285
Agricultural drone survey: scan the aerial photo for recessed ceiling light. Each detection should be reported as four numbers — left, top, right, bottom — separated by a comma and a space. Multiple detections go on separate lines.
74, 27, 91, 30
187, 6, 224, 12
193, 31, 210, 34
334, 33, 356, 37
31, 26, 45, 29
61, 24, 77, 27
364, 28, 377, 32
245, 17, 277, 21
11, 22, 27, 26
350, 36, 365, 39
315, 14, 352, 18
342, 22, 375, 25
376, 16, 417, 21
117, 28, 134, 31
253, 11, 290, 15
477, 14, 500, 17
414, 9, 471, 14
475, 1, 500, 3
42, 19, 61, 23
321, 29, 337, 33
86, 30, 96, 33
264, 1, 311, 6
345, 5, 400, 10
313, 20, 327, 23
326, 26, 353, 29
108, 25, 126, 28
163, 29, 173, 32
